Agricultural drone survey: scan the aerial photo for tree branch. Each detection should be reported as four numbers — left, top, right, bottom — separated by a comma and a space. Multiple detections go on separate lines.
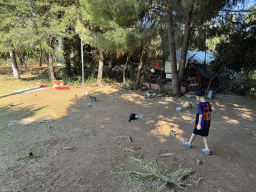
128, 171, 188, 191
179, 169, 197, 181
206, 63, 225, 94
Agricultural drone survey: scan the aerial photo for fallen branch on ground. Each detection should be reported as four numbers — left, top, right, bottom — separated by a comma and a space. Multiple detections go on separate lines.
129, 157, 192, 190
179, 169, 197, 181
63, 146, 74, 150
158, 153, 173, 157
114, 136, 132, 143
130, 156, 144, 164
128, 171, 189, 191
123, 147, 136, 153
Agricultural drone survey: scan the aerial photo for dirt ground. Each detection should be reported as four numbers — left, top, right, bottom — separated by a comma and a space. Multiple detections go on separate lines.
0, 66, 256, 192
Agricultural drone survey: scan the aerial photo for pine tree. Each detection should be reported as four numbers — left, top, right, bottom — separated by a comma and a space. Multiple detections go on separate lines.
77, 0, 151, 85
0, 0, 77, 81
28, 0, 77, 81
148, 0, 245, 96
0, 0, 33, 79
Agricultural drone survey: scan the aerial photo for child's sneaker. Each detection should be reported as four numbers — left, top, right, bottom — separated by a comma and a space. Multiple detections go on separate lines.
202, 149, 211, 155
182, 141, 191, 148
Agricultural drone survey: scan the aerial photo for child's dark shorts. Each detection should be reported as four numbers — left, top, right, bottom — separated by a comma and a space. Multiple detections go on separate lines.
193, 128, 209, 136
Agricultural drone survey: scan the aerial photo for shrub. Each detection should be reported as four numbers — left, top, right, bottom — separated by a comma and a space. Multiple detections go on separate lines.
85, 76, 97, 84
129, 81, 143, 90
102, 78, 118, 85
157, 87, 172, 95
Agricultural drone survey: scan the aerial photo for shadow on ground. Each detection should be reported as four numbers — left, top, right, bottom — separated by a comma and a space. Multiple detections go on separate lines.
0, 86, 256, 192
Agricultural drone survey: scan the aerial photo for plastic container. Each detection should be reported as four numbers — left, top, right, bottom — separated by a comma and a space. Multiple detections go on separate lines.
176, 107, 181, 111
138, 115, 143, 119
86, 103, 92, 107
207, 91, 215, 99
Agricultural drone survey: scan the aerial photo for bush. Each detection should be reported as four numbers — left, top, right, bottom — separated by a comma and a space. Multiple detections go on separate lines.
120, 80, 143, 90
85, 76, 97, 84
37, 70, 51, 84
102, 78, 118, 85
157, 87, 172, 95
129, 81, 143, 90
121, 81, 130, 90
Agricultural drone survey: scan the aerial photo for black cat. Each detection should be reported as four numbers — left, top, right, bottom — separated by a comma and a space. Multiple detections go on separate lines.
89, 96, 99, 102
129, 113, 137, 122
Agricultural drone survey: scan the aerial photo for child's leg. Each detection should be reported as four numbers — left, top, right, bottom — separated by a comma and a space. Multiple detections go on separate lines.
188, 133, 196, 145
202, 136, 209, 150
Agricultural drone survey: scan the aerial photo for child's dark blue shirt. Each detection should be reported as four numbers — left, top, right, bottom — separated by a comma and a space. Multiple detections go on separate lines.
195, 101, 212, 130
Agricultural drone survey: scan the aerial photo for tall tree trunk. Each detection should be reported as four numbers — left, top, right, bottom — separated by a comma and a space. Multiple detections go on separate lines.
47, 53, 55, 81
178, 11, 192, 82
123, 52, 132, 84
23, 51, 28, 70
97, 49, 104, 85
16, 50, 21, 66
9, 44, 20, 79
167, 10, 179, 96
39, 48, 42, 67
136, 50, 144, 85
44, 51, 48, 66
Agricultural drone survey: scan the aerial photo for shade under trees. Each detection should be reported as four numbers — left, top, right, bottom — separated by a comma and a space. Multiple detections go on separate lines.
146, 0, 246, 95
0, 0, 76, 80
77, 0, 156, 85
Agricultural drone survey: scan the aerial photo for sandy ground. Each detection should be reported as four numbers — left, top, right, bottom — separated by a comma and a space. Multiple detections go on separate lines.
0, 66, 256, 192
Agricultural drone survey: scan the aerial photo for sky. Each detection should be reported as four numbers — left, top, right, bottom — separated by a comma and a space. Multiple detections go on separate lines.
210, 0, 256, 27
232, 0, 256, 10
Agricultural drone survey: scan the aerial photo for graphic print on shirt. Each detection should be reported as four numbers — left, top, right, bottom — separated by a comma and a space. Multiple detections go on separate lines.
201, 103, 211, 130
195, 102, 212, 130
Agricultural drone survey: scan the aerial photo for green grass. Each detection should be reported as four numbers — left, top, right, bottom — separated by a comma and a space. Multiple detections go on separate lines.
61, 75, 99, 86
3, 77, 16, 81
85, 76, 97, 84
62, 76, 119, 86
17, 151, 42, 162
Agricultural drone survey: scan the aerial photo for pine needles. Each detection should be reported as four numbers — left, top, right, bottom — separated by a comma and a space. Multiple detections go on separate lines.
120, 155, 196, 191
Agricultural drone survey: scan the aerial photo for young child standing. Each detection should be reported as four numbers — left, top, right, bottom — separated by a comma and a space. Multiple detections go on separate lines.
182, 90, 212, 155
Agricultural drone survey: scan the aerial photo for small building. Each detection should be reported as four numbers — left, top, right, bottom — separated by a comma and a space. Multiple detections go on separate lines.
165, 49, 231, 92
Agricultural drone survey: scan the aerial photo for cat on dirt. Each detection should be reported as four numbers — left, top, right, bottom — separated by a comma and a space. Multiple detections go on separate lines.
89, 96, 99, 102
129, 113, 138, 122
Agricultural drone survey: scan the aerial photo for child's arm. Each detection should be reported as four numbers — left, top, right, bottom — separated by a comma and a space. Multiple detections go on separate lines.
197, 114, 203, 130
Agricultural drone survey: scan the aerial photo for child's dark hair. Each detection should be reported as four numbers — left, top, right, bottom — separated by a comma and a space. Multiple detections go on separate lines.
195, 90, 205, 96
